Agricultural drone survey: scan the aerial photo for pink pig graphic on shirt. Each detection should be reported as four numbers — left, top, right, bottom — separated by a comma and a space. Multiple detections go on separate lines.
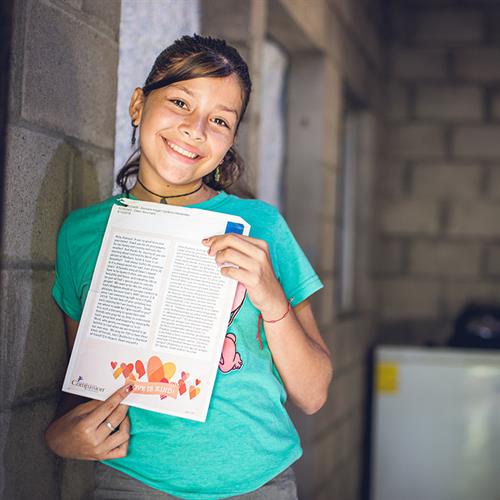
219, 282, 246, 373
219, 333, 242, 373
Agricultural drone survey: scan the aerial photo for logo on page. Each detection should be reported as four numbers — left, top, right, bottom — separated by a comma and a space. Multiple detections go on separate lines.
71, 376, 105, 394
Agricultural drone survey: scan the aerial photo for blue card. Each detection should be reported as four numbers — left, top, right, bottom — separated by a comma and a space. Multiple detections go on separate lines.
225, 221, 244, 235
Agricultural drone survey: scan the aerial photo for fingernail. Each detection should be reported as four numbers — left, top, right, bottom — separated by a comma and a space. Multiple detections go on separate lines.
126, 384, 134, 393
202, 238, 209, 244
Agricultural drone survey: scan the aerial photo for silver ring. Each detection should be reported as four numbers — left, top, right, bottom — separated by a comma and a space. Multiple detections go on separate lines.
105, 421, 116, 432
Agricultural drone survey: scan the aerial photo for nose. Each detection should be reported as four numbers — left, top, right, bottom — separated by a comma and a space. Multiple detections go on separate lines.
179, 114, 207, 142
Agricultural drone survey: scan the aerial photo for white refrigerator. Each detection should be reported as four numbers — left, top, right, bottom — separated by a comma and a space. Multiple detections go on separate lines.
371, 346, 500, 500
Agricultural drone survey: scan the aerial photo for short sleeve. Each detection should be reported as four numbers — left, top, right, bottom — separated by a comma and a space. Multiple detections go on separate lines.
272, 213, 323, 306
52, 218, 83, 321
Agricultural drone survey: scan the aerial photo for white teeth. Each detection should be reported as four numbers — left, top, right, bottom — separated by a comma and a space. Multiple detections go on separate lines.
166, 140, 198, 159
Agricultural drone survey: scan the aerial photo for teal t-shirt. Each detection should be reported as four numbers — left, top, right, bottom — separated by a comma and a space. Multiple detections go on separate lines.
52, 191, 323, 500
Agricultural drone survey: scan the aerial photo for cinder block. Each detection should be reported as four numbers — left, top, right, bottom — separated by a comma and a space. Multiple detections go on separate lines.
337, 415, 354, 465
234, 120, 250, 177
333, 319, 369, 372
372, 237, 405, 275
410, 240, 481, 277
390, 47, 447, 80
323, 465, 344, 500
72, 148, 114, 210
452, 126, 500, 159
455, 49, 500, 82
415, 10, 483, 45
386, 125, 445, 159
486, 246, 500, 276
448, 201, 500, 237
1, 399, 60, 500
312, 431, 336, 486
389, 8, 416, 45
324, 60, 342, 133
377, 278, 441, 320
22, 0, 118, 149
487, 9, 500, 44
416, 85, 482, 120
345, 365, 364, 413
492, 91, 500, 119
201, 0, 250, 42
82, 0, 121, 36
412, 163, 482, 199
379, 199, 440, 235
2, 126, 70, 265
319, 218, 336, 274
1, 270, 67, 408
385, 82, 409, 121
329, 366, 350, 421
443, 281, 500, 317
375, 161, 406, 197
62, 0, 84, 9
321, 164, 337, 218
488, 167, 500, 198
319, 275, 336, 327
311, 394, 336, 437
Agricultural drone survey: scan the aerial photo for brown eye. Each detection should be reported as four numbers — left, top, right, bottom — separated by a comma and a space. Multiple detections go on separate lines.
171, 99, 188, 109
213, 117, 229, 129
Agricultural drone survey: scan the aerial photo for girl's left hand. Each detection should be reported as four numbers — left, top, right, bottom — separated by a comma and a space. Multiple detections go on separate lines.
202, 234, 288, 319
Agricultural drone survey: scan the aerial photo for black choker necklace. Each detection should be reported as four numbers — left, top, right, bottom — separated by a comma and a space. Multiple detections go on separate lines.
136, 177, 204, 204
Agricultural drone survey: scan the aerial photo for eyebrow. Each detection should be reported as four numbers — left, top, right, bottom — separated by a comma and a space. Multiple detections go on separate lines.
170, 84, 239, 120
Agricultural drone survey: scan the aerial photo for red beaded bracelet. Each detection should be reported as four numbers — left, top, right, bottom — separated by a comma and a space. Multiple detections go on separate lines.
256, 300, 292, 350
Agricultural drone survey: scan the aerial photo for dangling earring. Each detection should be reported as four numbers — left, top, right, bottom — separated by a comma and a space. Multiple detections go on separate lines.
131, 121, 138, 146
214, 164, 221, 183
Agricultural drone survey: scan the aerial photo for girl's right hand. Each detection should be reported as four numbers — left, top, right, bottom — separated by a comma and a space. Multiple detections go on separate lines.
45, 384, 133, 461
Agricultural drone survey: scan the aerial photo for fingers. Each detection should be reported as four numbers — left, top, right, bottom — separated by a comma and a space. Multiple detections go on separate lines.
87, 384, 133, 428
119, 415, 131, 434
101, 440, 129, 460
95, 403, 129, 440
97, 416, 131, 460
204, 234, 269, 259
92, 415, 130, 460
219, 266, 255, 285
95, 427, 130, 457
214, 248, 256, 273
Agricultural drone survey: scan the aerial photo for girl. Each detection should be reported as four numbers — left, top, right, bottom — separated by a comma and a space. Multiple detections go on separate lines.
45, 34, 333, 500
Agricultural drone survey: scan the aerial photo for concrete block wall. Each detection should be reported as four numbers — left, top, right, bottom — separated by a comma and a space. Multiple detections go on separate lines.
1, 0, 119, 498
203, 1, 382, 498
374, 2, 500, 345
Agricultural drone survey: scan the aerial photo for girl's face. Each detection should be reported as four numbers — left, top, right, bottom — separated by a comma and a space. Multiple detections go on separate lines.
131, 75, 243, 189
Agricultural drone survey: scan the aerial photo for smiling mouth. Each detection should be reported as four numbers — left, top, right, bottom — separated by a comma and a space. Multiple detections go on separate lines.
163, 138, 200, 159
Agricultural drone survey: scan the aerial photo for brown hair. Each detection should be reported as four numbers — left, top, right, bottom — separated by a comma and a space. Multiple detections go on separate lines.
116, 34, 253, 196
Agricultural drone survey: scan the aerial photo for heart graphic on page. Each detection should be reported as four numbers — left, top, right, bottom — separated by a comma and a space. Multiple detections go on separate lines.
113, 365, 123, 379
163, 362, 176, 381
135, 360, 145, 379
147, 356, 164, 382
121, 363, 134, 379
178, 379, 186, 395
111, 361, 117, 369
181, 371, 189, 381
189, 385, 200, 399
